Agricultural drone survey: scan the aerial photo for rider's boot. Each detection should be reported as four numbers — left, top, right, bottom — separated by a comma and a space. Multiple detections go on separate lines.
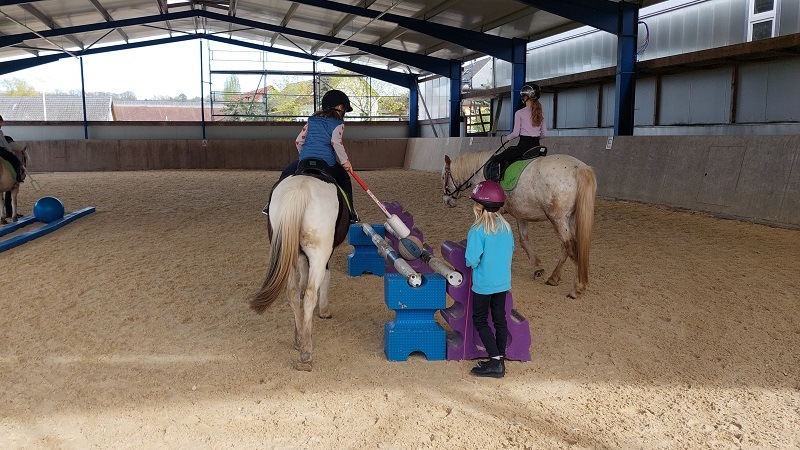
349, 206, 360, 224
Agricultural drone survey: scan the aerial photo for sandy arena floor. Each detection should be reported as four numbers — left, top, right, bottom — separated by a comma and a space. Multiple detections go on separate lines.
1, 169, 798, 449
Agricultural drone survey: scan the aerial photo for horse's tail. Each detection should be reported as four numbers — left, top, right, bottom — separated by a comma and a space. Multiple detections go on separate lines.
249, 183, 309, 314
575, 165, 597, 287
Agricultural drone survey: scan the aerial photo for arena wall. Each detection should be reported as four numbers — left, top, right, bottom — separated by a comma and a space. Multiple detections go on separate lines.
25, 138, 408, 171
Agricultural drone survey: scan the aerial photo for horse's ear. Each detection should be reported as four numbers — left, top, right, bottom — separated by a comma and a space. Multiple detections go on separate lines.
445, 155, 451, 164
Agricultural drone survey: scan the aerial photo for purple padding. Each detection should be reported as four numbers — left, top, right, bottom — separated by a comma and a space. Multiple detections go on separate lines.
440, 240, 532, 361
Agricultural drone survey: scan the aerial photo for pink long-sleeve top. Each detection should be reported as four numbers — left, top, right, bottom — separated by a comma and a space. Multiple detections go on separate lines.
506, 106, 547, 141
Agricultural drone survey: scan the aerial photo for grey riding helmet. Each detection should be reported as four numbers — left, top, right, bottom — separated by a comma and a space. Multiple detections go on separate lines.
520, 84, 541, 101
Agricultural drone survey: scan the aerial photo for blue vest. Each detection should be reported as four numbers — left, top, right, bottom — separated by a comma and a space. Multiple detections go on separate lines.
299, 116, 343, 166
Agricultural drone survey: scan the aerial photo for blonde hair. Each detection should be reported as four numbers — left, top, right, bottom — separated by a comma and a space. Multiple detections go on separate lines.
529, 99, 543, 127
472, 203, 511, 235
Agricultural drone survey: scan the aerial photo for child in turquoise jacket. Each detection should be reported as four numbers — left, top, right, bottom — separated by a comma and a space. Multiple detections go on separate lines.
465, 180, 514, 378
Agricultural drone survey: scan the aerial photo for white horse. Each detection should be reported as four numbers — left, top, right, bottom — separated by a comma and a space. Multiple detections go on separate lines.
250, 174, 351, 371
443, 151, 597, 299
0, 142, 29, 224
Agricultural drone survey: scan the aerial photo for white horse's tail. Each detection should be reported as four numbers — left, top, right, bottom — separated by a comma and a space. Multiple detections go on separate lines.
575, 165, 597, 287
249, 184, 309, 314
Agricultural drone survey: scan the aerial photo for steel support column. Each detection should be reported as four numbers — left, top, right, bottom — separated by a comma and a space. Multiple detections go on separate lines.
614, 4, 638, 136
449, 59, 462, 138
409, 81, 419, 138
511, 38, 527, 132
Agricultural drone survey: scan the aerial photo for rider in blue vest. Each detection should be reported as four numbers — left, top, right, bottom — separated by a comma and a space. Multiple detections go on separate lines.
280, 89, 358, 223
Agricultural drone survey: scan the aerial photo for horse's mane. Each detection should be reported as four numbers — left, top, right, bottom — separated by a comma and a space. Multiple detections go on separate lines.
451, 151, 492, 183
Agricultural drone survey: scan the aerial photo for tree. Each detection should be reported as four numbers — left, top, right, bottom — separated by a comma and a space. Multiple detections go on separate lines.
222, 75, 241, 101
267, 78, 314, 120
0, 78, 39, 96
114, 91, 137, 101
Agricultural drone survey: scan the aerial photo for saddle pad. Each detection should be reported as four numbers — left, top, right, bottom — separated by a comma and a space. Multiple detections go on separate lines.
337, 185, 351, 211
500, 159, 534, 190
0, 158, 17, 181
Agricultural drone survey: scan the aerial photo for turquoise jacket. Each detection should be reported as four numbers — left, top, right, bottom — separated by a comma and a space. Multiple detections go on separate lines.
465, 219, 514, 295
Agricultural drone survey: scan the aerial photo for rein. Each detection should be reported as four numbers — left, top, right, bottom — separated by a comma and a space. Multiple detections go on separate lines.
444, 141, 508, 197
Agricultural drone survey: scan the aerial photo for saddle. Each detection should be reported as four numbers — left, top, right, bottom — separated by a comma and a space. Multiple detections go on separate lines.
484, 145, 547, 183
294, 158, 336, 184
262, 158, 351, 234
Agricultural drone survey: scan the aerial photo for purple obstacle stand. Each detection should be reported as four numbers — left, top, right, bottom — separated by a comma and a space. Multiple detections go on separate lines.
439, 241, 531, 361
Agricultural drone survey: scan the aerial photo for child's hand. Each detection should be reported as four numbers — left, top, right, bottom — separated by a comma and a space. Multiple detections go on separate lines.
342, 160, 352, 172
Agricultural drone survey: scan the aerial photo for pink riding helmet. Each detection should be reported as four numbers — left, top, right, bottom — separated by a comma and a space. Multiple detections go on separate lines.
470, 180, 505, 211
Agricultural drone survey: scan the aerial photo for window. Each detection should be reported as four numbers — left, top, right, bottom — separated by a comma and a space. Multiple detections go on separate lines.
748, 0, 777, 41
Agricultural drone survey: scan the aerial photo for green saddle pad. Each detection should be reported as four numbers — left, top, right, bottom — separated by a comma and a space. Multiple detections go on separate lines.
500, 159, 534, 190
337, 185, 351, 210
0, 158, 18, 181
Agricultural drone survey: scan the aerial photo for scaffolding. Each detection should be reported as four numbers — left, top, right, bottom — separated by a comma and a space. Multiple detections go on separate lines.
206, 45, 410, 122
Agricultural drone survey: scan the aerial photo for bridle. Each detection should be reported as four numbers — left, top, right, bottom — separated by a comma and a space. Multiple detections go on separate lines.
442, 163, 476, 199
443, 141, 509, 198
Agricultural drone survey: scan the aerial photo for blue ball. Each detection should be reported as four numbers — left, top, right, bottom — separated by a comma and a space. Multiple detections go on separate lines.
34, 196, 65, 224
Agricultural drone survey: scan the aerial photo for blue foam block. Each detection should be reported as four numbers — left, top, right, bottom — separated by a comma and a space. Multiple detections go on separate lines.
384, 273, 446, 310
384, 321, 446, 361
347, 223, 387, 276
382, 273, 447, 361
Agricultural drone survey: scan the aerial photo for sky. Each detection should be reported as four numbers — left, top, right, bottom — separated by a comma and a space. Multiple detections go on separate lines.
0, 40, 206, 100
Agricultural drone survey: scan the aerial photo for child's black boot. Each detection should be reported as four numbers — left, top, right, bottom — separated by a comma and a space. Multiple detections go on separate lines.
471, 357, 505, 378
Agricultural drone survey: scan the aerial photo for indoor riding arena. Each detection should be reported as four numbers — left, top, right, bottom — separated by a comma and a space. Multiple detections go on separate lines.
2, 0, 800, 448
1, 135, 798, 449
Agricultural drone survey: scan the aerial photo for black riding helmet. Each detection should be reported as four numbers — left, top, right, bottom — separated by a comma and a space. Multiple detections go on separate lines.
321, 89, 353, 112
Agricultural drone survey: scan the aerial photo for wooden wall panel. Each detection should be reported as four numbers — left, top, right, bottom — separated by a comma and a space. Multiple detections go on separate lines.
24, 139, 409, 172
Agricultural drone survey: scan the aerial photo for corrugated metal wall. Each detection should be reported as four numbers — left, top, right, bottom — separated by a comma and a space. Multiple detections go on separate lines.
526, 0, 750, 80
418, 0, 800, 134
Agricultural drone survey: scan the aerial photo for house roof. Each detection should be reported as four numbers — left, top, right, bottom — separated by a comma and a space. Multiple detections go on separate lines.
112, 101, 212, 121
0, 95, 218, 121
0, 94, 112, 121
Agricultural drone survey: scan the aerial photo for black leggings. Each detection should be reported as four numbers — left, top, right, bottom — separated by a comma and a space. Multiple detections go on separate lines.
280, 159, 355, 210
0, 147, 22, 182
472, 290, 508, 358
494, 136, 540, 166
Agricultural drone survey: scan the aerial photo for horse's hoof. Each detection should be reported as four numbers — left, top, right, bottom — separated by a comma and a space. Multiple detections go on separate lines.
295, 361, 313, 371
318, 312, 332, 319
567, 292, 578, 299
546, 277, 560, 286
533, 269, 545, 279
296, 353, 313, 371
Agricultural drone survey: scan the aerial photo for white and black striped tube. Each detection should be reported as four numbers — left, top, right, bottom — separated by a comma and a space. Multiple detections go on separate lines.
384, 222, 463, 287
360, 223, 422, 287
